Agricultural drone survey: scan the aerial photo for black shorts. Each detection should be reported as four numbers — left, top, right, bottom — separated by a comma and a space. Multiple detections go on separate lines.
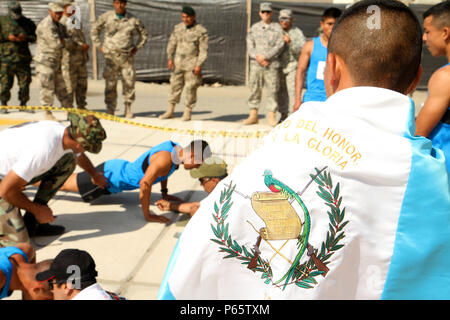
77, 163, 111, 202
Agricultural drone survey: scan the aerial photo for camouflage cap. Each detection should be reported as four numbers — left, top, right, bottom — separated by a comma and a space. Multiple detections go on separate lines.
260, 2, 272, 12
68, 113, 106, 154
190, 157, 228, 179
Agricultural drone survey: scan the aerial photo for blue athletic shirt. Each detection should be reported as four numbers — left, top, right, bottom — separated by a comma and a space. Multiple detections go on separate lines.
428, 63, 450, 171
303, 36, 328, 103
0, 247, 28, 299
103, 141, 180, 194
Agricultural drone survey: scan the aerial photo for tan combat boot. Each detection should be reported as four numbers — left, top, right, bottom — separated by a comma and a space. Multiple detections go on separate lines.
125, 103, 134, 118
266, 111, 278, 127
181, 106, 192, 121
243, 108, 258, 125
159, 103, 175, 119
279, 112, 288, 124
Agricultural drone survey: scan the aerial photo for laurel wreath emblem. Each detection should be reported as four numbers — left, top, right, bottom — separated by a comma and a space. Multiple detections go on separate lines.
210, 168, 348, 289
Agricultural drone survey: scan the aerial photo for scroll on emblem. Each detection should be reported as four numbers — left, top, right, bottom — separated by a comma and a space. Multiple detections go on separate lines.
251, 192, 302, 240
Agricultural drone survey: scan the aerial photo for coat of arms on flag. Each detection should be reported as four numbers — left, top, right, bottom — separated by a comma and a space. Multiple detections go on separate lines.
210, 167, 348, 290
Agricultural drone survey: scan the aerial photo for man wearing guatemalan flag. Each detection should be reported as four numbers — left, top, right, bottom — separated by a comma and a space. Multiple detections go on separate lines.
158, 0, 450, 300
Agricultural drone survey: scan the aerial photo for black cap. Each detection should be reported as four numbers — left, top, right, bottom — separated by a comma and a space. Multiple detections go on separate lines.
182, 5, 195, 16
36, 249, 98, 283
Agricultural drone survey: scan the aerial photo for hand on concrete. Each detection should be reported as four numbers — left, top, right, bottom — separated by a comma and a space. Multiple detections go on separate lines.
143, 211, 170, 224
155, 199, 171, 211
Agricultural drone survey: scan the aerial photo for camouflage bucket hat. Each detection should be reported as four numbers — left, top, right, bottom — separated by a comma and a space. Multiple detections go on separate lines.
68, 113, 106, 154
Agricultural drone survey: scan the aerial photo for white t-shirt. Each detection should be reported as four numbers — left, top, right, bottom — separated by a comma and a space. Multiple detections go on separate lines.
72, 283, 113, 300
0, 121, 72, 182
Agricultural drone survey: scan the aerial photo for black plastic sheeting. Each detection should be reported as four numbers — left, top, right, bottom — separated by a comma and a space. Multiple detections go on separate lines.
0, 0, 447, 89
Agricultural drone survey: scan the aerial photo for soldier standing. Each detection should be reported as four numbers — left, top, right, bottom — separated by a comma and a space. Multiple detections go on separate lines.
91, 0, 148, 118
0, 1, 36, 114
60, 0, 89, 110
34, 2, 73, 120
159, 5, 209, 121
277, 9, 306, 122
244, 2, 284, 127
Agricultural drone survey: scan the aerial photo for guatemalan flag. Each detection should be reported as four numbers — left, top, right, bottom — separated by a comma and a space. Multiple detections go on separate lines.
158, 87, 450, 300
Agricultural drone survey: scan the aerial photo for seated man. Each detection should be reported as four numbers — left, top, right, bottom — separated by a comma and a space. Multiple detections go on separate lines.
0, 114, 107, 245
155, 157, 228, 217
0, 243, 53, 300
158, 0, 449, 300
60, 140, 211, 223
36, 248, 116, 300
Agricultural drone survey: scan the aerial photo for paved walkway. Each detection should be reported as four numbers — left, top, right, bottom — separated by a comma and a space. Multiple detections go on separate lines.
1, 78, 427, 299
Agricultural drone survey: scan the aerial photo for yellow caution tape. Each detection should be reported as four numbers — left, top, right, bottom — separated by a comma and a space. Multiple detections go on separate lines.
0, 105, 271, 139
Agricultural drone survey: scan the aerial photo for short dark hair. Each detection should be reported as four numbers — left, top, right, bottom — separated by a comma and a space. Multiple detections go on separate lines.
423, 1, 450, 29
328, 0, 422, 93
322, 7, 342, 21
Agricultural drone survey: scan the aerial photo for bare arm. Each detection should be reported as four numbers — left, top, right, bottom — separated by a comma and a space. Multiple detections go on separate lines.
0, 270, 5, 293
0, 170, 53, 223
155, 199, 200, 217
293, 40, 313, 112
415, 67, 450, 137
139, 152, 172, 223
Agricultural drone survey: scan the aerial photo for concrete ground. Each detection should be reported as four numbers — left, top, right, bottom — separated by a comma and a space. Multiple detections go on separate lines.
1, 78, 427, 300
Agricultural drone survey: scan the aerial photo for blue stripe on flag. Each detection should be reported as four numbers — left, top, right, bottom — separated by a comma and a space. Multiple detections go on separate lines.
381, 99, 450, 299
156, 237, 181, 300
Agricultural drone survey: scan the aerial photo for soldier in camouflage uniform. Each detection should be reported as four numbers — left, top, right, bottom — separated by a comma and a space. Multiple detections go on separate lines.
159, 5, 208, 121
34, 2, 73, 120
0, 1, 36, 114
60, 0, 89, 110
91, 0, 148, 118
244, 2, 284, 127
277, 9, 306, 122
0, 114, 107, 247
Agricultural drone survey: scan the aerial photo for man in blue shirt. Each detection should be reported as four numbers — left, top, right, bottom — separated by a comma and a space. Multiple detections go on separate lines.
293, 7, 342, 111
60, 140, 211, 223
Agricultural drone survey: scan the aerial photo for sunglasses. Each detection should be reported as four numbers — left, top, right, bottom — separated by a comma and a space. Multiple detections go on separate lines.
47, 279, 64, 290
261, 11, 271, 14
199, 177, 211, 185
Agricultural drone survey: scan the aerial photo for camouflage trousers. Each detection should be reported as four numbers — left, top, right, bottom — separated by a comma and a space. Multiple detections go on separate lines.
168, 68, 202, 107
277, 68, 297, 116
103, 52, 136, 111
247, 60, 280, 112
35, 61, 72, 108
62, 61, 88, 109
0, 61, 32, 104
0, 153, 76, 247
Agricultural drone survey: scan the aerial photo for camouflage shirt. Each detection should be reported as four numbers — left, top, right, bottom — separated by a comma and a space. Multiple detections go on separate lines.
167, 22, 208, 71
279, 27, 306, 74
60, 14, 88, 65
247, 21, 284, 68
0, 14, 36, 63
34, 15, 72, 67
91, 10, 148, 55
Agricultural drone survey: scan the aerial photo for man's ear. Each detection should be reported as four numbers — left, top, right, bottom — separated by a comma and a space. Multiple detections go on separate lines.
324, 53, 340, 97
443, 26, 450, 42
405, 65, 423, 95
